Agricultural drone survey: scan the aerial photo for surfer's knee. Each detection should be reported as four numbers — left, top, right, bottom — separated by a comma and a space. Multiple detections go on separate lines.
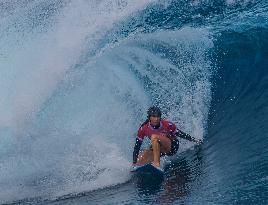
151, 134, 160, 143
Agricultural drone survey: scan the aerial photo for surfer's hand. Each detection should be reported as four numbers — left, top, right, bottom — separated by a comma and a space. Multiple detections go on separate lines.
131, 163, 138, 172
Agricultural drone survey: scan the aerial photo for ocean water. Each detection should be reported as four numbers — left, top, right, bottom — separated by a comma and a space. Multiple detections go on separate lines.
0, 0, 267, 204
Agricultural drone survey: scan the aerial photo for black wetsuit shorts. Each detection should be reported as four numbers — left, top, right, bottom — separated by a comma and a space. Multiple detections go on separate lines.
163, 138, 179, 156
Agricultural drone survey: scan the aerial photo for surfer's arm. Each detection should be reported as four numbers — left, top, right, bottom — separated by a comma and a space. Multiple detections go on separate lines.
133, 124, 146, 164
175, 129, 199, 143
133, 138, 142, 164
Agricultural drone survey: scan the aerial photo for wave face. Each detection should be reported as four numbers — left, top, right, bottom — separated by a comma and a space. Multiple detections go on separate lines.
0, 0, 267, 204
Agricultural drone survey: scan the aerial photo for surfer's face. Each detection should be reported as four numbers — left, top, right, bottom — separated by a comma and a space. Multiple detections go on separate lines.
149, 116, 161, 127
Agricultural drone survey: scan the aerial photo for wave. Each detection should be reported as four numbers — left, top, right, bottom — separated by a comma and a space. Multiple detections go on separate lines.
0, 0, 267, 204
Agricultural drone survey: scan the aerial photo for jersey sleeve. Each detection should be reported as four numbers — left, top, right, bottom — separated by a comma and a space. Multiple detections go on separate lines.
137, 126, 146, 141
167, 121, 177, 134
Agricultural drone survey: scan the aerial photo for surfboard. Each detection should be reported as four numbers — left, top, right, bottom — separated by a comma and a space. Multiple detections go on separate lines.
132, 163, 164, 176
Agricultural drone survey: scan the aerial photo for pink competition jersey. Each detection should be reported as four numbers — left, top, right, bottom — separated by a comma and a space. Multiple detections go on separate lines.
137, 119, 177, 141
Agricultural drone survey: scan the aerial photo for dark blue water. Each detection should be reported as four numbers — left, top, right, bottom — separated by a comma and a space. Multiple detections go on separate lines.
0, 0, 267, 204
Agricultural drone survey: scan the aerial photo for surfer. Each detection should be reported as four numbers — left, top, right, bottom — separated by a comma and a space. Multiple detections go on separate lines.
132, 106, 202, 168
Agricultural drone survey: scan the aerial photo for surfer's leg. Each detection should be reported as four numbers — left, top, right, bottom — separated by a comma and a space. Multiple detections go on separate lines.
136, 149, 154, 166
151, 135, 160, 167
151, 134, 172, 167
